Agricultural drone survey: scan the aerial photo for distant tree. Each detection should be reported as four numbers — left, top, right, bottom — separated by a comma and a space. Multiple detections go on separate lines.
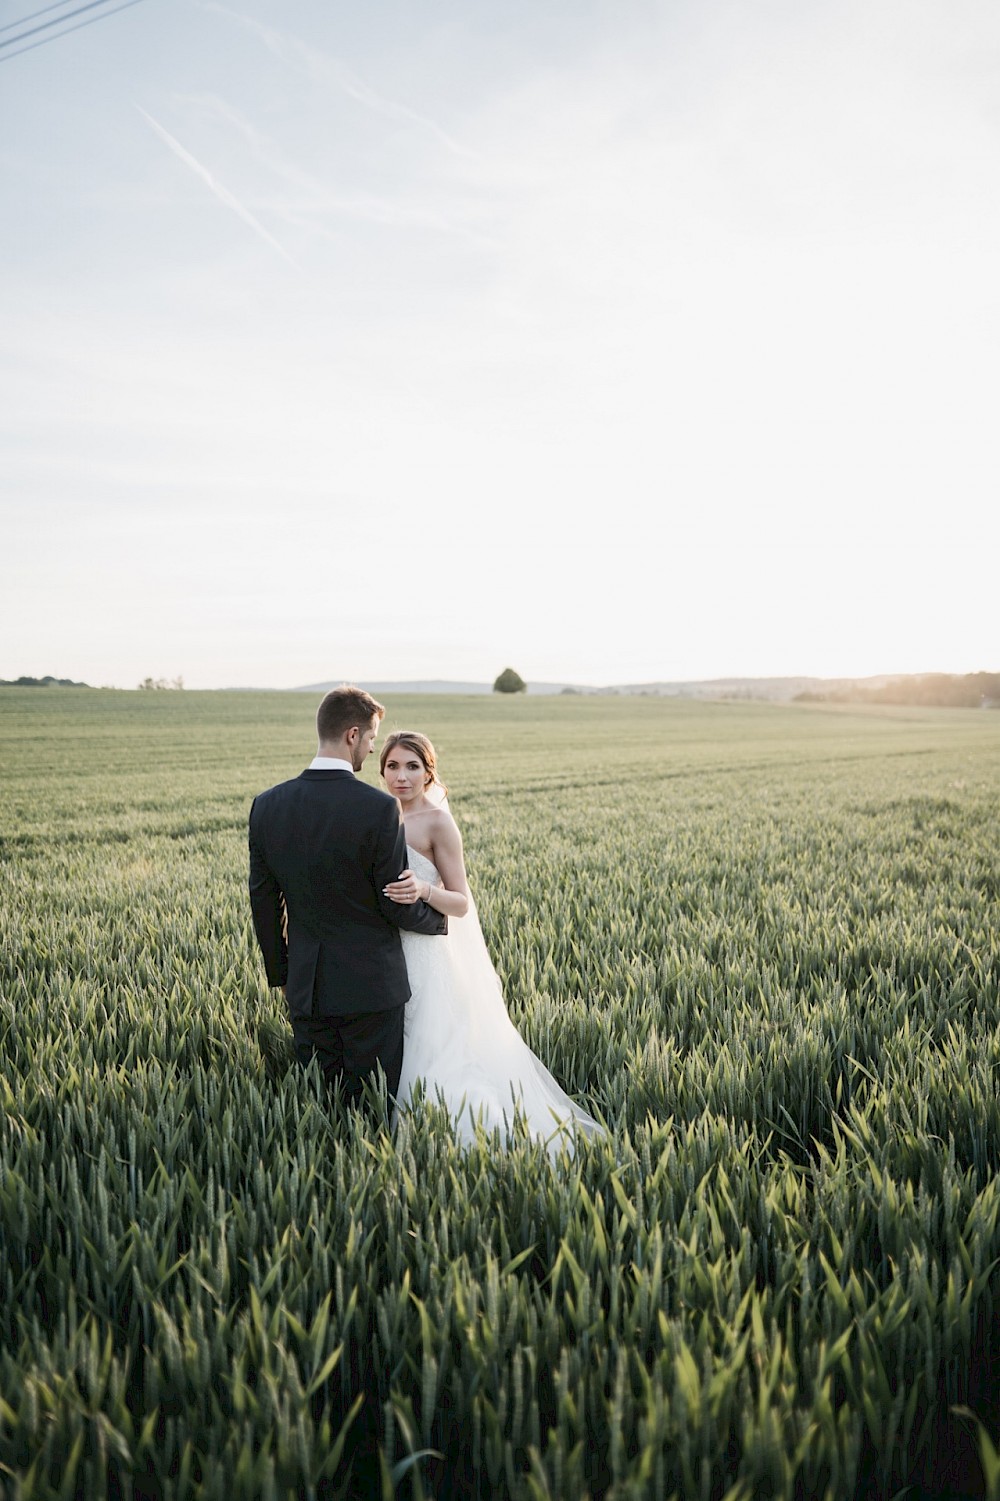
138, 676, 184, 691
493, 667, 527, 694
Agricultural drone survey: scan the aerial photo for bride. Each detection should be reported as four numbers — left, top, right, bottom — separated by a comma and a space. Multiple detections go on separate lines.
379, 731, 602, 1149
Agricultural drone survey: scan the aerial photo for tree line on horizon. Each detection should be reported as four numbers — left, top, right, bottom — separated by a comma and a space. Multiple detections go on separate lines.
0, 674, 91, 688
795, 671, 1000, 709
3, 669, 998, 706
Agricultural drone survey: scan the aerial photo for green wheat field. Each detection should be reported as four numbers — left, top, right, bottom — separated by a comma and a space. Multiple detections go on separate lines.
2, 688, 999, 1501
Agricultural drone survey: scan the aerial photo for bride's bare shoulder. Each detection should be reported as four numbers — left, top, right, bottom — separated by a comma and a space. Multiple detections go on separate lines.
427, 804, 463, 847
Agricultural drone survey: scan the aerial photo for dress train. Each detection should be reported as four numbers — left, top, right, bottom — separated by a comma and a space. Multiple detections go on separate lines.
396, 848, 602, 1149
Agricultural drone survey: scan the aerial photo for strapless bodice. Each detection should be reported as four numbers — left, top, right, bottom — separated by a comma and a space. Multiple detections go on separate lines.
406, 846, 439, 883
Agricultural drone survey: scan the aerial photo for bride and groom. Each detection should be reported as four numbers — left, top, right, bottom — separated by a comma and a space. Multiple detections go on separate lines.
248, 685, 599, 1145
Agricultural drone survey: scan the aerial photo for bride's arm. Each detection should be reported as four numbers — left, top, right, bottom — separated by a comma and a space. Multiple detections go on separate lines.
425, 813, 469, 917
383, 811, 470, 918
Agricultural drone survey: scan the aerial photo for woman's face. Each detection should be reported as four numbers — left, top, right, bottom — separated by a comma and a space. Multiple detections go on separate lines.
382, 745, 429, 804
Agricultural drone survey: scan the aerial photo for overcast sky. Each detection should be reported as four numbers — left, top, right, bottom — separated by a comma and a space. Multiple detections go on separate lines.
2, 0, 998, 688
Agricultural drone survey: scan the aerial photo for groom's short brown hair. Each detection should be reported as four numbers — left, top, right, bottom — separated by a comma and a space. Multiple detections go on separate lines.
316, 685, 385, 744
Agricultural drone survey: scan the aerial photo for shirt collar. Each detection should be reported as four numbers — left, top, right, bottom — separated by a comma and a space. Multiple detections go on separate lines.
308, 756, 355, 773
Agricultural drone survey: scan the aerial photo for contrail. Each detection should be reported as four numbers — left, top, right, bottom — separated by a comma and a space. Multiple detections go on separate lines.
135, 105, 300, 271
327, 58, 478, 161
207, 4, 478, 161
177, 91, 499, 249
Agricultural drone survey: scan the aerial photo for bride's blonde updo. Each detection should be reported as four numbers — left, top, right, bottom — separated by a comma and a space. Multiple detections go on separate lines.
379, 730, 448, 799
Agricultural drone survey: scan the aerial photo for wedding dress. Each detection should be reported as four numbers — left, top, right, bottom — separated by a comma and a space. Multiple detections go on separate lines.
395, 847, 602, 1148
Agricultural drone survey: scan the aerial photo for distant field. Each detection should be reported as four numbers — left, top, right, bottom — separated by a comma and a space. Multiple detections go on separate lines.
1, 689, 999, 1499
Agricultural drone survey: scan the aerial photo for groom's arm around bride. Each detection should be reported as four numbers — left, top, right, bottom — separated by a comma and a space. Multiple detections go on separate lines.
249, 685, 446, 1106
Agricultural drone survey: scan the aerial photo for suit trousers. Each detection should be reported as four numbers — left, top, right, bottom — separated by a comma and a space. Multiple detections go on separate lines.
291, 1005, 405, 1108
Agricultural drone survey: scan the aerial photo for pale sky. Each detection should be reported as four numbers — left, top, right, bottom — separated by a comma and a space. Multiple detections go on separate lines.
2, 0, 998, 689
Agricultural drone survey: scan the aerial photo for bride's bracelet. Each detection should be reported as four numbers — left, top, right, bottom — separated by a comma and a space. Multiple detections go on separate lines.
423, 882, 432, 904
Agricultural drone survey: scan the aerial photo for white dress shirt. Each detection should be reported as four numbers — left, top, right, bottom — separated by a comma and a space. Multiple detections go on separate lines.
308, 756, 355, 772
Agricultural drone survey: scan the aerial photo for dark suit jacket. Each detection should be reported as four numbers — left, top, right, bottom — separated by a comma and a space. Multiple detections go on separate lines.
249, 769, 447, 1018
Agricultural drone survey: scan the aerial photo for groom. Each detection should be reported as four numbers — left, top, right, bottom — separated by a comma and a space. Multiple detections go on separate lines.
248, 684, 447, 1105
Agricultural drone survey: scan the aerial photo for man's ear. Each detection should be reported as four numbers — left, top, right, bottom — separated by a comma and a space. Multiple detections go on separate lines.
345, 724, 359, 745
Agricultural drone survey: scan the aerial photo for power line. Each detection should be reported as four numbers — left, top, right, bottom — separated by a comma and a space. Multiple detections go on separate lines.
0, 0, 147, 59
0, 1, 84, 38
0, 0, 134, 49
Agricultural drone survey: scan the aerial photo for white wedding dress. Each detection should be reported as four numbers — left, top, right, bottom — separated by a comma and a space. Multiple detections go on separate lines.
395, 847, 602, 1149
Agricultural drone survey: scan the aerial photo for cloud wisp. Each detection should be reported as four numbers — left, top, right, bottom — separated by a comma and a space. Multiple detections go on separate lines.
135, 105, 301, 270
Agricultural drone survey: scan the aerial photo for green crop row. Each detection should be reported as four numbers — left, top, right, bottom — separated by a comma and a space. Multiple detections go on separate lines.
1, 689, 998, 1499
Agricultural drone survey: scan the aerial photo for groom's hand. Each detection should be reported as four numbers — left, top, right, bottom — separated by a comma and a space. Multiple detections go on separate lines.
383, 869, 428, 905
